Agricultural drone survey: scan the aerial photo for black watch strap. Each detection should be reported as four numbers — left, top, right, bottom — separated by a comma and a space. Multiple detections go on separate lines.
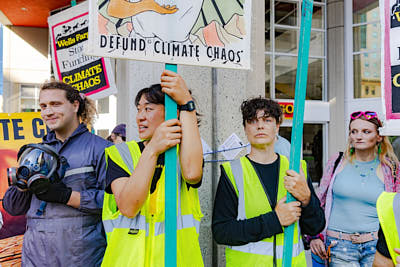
179, 100, 195, 112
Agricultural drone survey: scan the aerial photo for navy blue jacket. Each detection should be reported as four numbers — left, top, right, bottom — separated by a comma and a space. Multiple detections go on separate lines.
3, 124, 111, 267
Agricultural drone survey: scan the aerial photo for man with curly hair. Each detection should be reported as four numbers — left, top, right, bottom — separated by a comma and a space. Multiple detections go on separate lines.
3, 81, 111, 266
212, 97, 325, 266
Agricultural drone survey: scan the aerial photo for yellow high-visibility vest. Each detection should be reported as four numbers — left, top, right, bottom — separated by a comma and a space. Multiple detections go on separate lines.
222, 155, 307, 267
101, 141, 204, 267
377, 192, 400, 265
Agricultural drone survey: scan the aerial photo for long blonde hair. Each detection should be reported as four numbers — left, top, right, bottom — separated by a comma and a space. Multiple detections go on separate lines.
345, 115, 398, 173
40, 80, 98, 127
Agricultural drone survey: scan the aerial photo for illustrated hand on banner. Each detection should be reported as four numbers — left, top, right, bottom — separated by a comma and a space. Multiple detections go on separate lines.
88, 0, 252, 69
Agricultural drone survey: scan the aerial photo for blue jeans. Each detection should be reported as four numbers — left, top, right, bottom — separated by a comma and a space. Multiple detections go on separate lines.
326, 236, 377, 267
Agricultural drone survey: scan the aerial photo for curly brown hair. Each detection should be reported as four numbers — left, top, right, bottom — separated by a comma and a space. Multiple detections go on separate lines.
240, 96, 283, 126
40, 80, 98, 126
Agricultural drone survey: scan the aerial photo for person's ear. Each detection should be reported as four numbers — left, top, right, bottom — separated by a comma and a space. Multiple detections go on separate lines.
276, 123, 280, 135
73, 100, 80, 113
243, 123, 249, 137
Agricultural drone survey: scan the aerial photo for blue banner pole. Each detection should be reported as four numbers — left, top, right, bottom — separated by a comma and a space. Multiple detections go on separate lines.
165, 63, 177, 267
282, 1, 313, 266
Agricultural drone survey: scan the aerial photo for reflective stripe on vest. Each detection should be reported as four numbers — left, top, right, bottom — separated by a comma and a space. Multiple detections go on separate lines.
393, 193, 400, 242
229, 238, 304, 258
103, 213, 199, 236
227, 157, 304, 257
105, 142, 200, 235
115, 142, 134, 173
103, 214, 148, 235
154, 214, 201, 236
231, 159, 246, 220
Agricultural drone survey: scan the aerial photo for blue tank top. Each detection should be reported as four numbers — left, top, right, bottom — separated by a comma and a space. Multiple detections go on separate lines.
328, 158, 384, 233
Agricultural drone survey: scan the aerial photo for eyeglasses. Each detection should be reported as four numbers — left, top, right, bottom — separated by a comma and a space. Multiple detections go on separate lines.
350, 111, 378, 120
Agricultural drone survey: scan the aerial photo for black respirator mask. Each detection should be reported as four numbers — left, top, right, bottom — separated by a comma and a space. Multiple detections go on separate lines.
7, 144, 67, 195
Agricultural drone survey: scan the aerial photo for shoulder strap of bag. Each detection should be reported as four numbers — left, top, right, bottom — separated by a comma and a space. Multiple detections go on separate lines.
332, 152, 344, 176
392, 160, 397, 184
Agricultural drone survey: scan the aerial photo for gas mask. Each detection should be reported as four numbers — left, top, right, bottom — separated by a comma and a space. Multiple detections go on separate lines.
7, 144, 67, 195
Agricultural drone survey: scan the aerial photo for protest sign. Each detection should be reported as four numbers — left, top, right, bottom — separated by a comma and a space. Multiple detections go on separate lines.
379, 0, 400, 135
0, 112, 47, 265
48, 1, 117, 100
88, 0, 252, 69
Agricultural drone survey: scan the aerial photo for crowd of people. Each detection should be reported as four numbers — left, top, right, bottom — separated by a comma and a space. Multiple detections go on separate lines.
2, 70, 400, 266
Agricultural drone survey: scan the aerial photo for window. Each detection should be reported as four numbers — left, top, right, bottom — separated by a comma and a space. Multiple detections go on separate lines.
265, 0, 326, 100
20, 84, 40, 112
352, 0, 381, 98
280, 124, 324, 182
97, 129, 109, 139
97, 97, 109, 114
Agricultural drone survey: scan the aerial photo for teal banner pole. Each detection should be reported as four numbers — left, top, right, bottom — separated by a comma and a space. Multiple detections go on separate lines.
71, 0, 76, 6
165, 63, 177, 267
282, 1, 313, 266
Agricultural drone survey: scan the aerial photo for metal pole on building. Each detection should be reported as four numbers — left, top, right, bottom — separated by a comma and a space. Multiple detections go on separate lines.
165, 63, 177, 267
282, 0, 313, 266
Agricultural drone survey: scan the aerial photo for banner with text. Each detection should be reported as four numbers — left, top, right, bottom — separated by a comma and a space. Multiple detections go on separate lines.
279, 102, 294, 120
88, 0, 252, 69
380, 0, 400, 134
0, 112, 47, 265
49, 1, 117, 100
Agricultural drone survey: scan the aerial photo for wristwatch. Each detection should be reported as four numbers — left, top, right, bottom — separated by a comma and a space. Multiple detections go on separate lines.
179, 100, 196, 112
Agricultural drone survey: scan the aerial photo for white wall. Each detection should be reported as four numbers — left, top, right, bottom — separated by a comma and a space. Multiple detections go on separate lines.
2, 26, 50, 113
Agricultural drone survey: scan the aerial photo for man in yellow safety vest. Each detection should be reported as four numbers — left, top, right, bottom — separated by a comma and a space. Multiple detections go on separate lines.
212, 97, 325, 266
101, 70, 204, 267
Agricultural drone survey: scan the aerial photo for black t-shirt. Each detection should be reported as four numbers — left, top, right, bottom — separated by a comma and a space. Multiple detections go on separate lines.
247, 156, 279, 208
376, 225, 391, 259
105, 141, 201, 194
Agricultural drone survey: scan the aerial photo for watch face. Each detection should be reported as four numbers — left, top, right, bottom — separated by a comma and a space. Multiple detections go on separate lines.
188, 101, 195, 111
181, 101, 195, 111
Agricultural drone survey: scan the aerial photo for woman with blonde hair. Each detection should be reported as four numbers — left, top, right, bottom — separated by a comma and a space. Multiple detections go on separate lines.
310, 111, 400, 266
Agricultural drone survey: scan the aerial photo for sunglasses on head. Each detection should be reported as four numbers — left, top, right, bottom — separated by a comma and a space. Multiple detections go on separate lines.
350, 111, 378, 120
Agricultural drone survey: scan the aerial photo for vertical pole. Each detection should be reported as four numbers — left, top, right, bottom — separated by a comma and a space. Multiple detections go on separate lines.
282, 1, 313, 266
165, 63, 177, 267
71, 0, 77, 6
211, 68, 218, 267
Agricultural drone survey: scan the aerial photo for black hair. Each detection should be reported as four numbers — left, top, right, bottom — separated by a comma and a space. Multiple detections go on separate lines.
135, 84, 164, 107
240, 96, 283, 126
134, 83, 202, 125
115, 134, 126, 142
